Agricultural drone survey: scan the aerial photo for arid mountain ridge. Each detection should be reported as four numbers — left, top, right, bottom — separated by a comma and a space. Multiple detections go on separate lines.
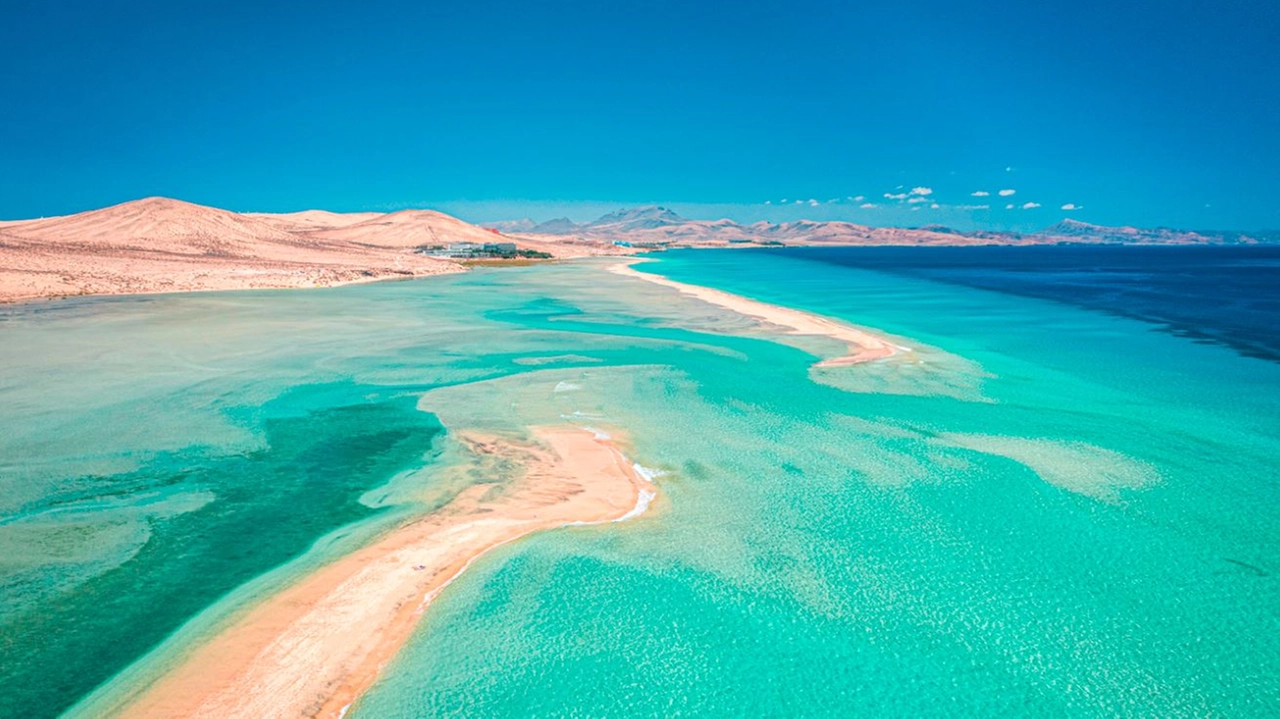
491, 205, 1278, 247
0, 197, 585, 303
2, 197, 1274, 303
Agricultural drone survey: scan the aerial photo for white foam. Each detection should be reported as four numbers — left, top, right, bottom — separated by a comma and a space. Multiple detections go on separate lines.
582, 426, 611, 440
412, 530, 526, 613
553, 381, 581, 393
631, 462, 667, 483
562, 461, 662, 528
613, 488, 656, 523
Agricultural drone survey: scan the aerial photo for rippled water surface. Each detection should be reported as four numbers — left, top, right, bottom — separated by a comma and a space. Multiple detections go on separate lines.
1, 249, 1277, 717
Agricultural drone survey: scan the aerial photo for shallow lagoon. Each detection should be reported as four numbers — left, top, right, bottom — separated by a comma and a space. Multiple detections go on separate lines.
2, 250, 1277, 717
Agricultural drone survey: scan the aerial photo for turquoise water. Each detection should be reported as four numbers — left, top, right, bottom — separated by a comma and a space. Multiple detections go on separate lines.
1, 252, 1277, 716
2, 388, 441, 714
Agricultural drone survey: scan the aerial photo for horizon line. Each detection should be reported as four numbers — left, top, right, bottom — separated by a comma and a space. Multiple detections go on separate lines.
2, 195, 1275, 235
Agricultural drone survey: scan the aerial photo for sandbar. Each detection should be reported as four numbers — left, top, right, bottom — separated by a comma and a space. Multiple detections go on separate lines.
112, 426, 657, 718
609, 260, 904, 365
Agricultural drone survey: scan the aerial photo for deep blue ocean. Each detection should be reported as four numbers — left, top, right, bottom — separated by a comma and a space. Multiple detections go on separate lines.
760, 245, 1280, 363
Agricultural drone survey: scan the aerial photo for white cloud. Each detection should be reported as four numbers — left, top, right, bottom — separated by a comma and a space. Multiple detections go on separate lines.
1060, 203, 1081, 211
781, 199, 788, 204
1022, 202, 1042, 209
959, 204, 991, 210
884, 192, 909, 201
808, 199, 820, 206
859, 202, 876, 209
764, 200, 772, 205
1005, 203, 1015, 210
853, 195, 865, 202
971, 191, 990, 197
909, 186, 933, 196
998, 189, 1017, 197
1005, 166, 1013, 172
911, 206, 923, 211
795, 199, 804, 204
907, 196, 929, 204
930, 203, 941, 209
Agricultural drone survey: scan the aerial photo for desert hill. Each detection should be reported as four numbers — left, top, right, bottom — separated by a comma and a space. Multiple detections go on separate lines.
0, 198, 511, 303
8, 197, 299, 254
305, 209, 502, 248
247, 209, 385, 232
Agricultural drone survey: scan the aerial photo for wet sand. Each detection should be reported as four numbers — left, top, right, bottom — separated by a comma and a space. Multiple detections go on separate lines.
113, 426, 657, 719
609, 260, 904, 365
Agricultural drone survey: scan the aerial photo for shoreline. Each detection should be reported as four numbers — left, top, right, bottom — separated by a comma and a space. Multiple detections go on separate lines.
609, 259, 906, 366
0, 265, 469, 307
109, 426, 657, 719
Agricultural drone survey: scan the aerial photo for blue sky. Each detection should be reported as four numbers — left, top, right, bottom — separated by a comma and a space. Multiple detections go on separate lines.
2, 0, 1277, 230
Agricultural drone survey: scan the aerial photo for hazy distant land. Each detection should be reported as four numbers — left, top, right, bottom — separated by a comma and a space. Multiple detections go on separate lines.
1, 198, 1274, 303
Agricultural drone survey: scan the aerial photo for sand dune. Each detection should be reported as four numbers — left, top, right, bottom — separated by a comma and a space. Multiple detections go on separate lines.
109, 426, 657, 719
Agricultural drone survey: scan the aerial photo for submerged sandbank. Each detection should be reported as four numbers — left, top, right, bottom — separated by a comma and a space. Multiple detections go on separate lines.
609, 260, 905, 365
113, 426, 656, 719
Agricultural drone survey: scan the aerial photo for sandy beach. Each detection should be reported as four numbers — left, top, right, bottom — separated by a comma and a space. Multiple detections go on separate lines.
110, 426, 656, 719
609, 260, 904, 365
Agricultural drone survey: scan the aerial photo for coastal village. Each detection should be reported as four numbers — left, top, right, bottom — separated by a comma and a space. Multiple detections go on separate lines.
416, 239, 550, 260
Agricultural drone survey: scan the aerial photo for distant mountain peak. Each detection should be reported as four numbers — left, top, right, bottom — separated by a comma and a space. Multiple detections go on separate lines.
483, 218, 536, 233
504, 205, 1275, 247
1046, 218, 1105, 233
918, 224, 959, 234
588, 206, 686, 231
529, 217, 583, 235
1042, 218, 1146, 238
